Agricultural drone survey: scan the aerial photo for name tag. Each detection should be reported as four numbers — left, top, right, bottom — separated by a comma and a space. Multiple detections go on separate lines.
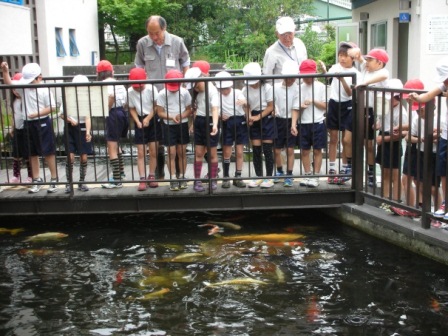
166, 59, 175, 67
41, 123, 47, 127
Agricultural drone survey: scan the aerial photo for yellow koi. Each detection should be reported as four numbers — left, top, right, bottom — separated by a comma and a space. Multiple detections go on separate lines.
0, 228, 24, 235
205, 277, 268, 287
207, 221, 242, 230
171, 252, 205, 262
135, 288, 170, 301
24, 232, 68, 242
222, 233, 304, 242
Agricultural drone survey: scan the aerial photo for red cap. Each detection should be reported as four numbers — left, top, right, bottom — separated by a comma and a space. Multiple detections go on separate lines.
192, 61, 210, 75
403, 78, 424, 110
129, 68, 147, 88
299, 59, 317, 74
364, 49, 389, 64
96, 60, 113, 73
165, 69, 183, 91
12, 73, 23, 81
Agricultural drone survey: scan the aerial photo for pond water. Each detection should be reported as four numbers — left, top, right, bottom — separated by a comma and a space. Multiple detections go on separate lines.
0, 210, 447, 335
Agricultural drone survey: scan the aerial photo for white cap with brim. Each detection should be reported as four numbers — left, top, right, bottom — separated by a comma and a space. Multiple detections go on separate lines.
184, 67, 202, 89
243, 62, 261, 85
435, 57, 448, 82
385, 78, 403, 99
281, 60, 299, 75
72, 75, 89, 83
214, 71, 233, 89
276, 17, 295, 35
19, 63, 41, 84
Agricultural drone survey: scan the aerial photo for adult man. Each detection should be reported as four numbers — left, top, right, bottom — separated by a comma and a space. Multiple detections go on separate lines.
263, 16, 307, 77
134, 15, 191, 178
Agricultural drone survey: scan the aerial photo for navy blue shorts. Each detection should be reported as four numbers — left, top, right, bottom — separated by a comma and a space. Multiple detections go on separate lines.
194, 116, 220, 147
24, 117, 56, 156
11, 128, 29, 159
402, 144, 417, 177
250, 110, 276, 141
134, 116, 163, 145
66, 123, 94, 155
437, 137, 447, 177
326, 99, 353, 132
163, 122, 190, 146
299, 122, 327, 150
375, 133, 402, 169
275, 118, 296, 149
365, 107, 375, 140
106, 107, 129, 142
222, 116, 248, 146
416, 151, 440, 187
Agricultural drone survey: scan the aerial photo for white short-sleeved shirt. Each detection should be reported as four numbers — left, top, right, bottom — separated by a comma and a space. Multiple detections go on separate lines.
273, 82, 300, 119
242, 83, 273, 111
128, 85, 158, 116
377, 103, 409, 133
412, 115, 438, 152
13, 98, 24, 129
359, 63, 389, 108
328, 63, 361, 102
300, 81, 327, 124
157, 87, 192, 124
218, 88, 246, 118
104, 78, 127, 108
195, 84, 220, 117
18, 87, 55, 121
263, 38, 307, 77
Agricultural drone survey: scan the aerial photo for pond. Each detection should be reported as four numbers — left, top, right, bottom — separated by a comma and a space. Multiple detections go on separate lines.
0, 210, 447, 335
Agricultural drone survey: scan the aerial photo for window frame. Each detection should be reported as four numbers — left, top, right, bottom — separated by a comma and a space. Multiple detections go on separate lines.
55, 27, 67, 57
69, 29, 80, 57
371, 20, 387, 49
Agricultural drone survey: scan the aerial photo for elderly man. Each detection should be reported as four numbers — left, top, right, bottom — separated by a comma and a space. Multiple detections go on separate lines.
134, 15, 190, 90
263, 16, 307, 77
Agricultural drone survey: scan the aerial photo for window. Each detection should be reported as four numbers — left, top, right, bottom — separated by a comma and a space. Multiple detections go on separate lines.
69, 29, 80, 57
371, 21, 387, 49
55, 28, 67, 57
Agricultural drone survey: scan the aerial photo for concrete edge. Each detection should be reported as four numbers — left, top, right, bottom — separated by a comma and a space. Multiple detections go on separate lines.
323, 203, 448, 266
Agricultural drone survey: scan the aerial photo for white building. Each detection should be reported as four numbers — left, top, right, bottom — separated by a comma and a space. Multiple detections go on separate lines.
0, 0, 99, 77
349, 0, 448, 87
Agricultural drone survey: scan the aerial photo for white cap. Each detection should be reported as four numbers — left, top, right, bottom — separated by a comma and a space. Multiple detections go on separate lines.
242, 62, 261, 85
276, 17, 295, 35
214, 71, 233, 88
435, 57, 448, 82
72, 75, 89, 83
184, 67, 202, 89
19, 63, 41, 84
281, 60, 299, 75
385, 78, 403, 99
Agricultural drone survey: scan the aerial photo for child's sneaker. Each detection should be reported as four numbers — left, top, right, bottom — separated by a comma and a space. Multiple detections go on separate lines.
179, 179, 188, 189
300, 176, 311, 187
222, 180, 231, 188
65, 184, 72, 194
138, 179, 147, 191
102, 181, 123, 189
25, 177, 33, 184
78, 184, 89, 192
284, 177, 294, 187
147, 175, 158, 188
28, 178, 43, 194
260, 179, 274, 188
434, 201, 445, 218
367, 172, 376, 187
248, 179, 263, 188
327, 169, 337, 184
211, 181, 218, 190
47, 178, 58, 193
307, 177, 320, 188
194, 181, 205, 192
9, 176, 20, 184
170, 181, 180, 191
233, 179, 246, 188
339, 167, 352, 185
273, 171, 284, 183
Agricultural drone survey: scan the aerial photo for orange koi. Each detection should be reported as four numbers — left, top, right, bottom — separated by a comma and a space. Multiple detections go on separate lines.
431, 298, 440, 312
306, 295, 320, 322
198, 224, 223, 236
115, 268, 125, 285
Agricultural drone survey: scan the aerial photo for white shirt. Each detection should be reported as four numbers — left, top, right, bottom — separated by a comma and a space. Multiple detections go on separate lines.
273, 82, 300, 118
128, 85, 158, 116
104, 78, 127, 108
412, 115, 438, 152
328, 63, 361, 102
218, 88, 246, 118
299, 80, 327, 124
376, 103, 409, 133
195, 84, 220, 117
13, 98, 24, 129
18, 87, 55, 121
157, 87, 191, 125
359, 63, 389, 108
263, 38, 307, 77
242, 83, 273, 111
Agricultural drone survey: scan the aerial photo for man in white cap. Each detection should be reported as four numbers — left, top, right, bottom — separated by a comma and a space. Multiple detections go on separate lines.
263, 16, 307, 78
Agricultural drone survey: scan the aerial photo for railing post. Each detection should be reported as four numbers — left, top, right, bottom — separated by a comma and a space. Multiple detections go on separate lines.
353, 87, 365, 205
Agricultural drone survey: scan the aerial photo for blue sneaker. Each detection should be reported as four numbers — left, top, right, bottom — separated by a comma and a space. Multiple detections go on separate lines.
284, 177, 294, 187
339, 167, 352, 185
274, 171, 284, 184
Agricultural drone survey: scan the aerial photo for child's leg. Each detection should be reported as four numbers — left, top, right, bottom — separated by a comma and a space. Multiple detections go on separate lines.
381, 168, 391, 199
194, 145, 205, 179
148, 142, 158, 177
65, 153, 75, 183
167, 145, 177, 177
342, 130, 352, 164
312, 149, 323, 175
252, 139, 262, 177
30, 155, 40, 179
222, 145, 232, 177
235, 144, 244, 172
176, 144, 188, 176
432, 186, 442, 210
262, 141, 274, 177
401, 174, 416, 206
392, 168, 400, 201
209, 147, 219, 178
328, 129, 338, 164
12, 158, 21, 179
136, 144, 146, 178
79, 154, 88, 182
301, 149, 311, 174
274, 148, 284, 174
107, 141, 121, 181
45, 154, 58, 180
286, 147, 295, 173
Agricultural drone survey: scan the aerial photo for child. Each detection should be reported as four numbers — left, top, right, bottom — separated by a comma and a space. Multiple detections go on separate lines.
185, 65, 220, 192
320, 42, 361, 184
97, 60, 129, 189
390, 79, 424, 218
242, 62, 275, 189
127, 67, 161, 191
273, 60, 300, 187
1, 62, 58, 194
61, 75, 94, 193
214, 71, 248, 188
157, 69, 192, 191
409, 57, 448, 219
7, 73, 33, 184
349, 48, 390, 187
374, 79, 408, 210
292, 59, 327, 188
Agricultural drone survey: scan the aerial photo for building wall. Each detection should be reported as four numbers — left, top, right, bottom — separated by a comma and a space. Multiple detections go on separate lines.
0, 2, 33, 55
36, 0, 99, 77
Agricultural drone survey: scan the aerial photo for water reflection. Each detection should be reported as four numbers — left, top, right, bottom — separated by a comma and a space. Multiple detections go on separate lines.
0, 210, 448, 335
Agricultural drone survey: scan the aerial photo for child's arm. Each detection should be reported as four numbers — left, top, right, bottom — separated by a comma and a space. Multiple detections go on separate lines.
210, 106, 219, 136
129, 107, 142, 129
408, 87, 442, 103
291, 109, 300, 136
28, 105, 56, 119
156, 105, 171, 122
85, 116, 92, 143
1, 62, 12, 85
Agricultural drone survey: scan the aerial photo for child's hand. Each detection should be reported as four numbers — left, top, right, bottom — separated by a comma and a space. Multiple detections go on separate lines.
236, 98, 246, 106
348, 47, 361, 60
376, 135, 383, 145
173, 115, 181, 123
221, 114, 229, 121
291, 125, 298, 136
210, 125, 218, 136
407, 92, 420, 101
86, 133, 92, 143
318, 60, 327, 73
1, 62, 9, 72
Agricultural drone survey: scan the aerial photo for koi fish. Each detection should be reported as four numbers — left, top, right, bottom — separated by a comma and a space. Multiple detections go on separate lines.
306, 295, 320, 322
430, 298, 440, 312
198, 224, 223, 235
0, 228, 24, 235
131, 288, 170, 301
115, 268, 125, 285
24, 232, 68, 242
207, 221, 242, 230
205, 277, 268, 287
171, 252, 205, 262
264, 241, 304, 247
222, 233, 304, 242
18, 249, 55, 256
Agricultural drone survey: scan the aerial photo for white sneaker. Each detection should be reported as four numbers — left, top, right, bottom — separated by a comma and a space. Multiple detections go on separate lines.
248, 179, 263, 188
47, 178, 58, 193
307, 177, 320, 187
28, 178, 43, 194
260, 179, 274, 188
300, 176, 311, 186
